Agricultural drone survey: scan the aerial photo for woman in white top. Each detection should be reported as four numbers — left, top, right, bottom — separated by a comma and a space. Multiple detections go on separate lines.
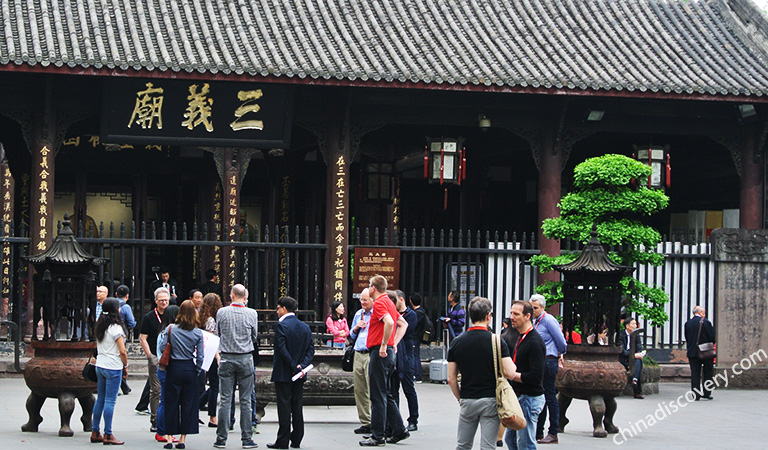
91, 298, 128, 445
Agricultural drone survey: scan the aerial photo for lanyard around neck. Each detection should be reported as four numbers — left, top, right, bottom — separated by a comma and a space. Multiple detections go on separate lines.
533, 312, 546, 329
513, 326, 533, 364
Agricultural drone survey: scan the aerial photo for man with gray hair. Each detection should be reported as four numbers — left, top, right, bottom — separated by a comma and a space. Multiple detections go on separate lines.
214, 284, 260, 449
138, 286, 170, 433
448, 297, 517, 450
529, 294, 567, 444
349, 287, 374, 435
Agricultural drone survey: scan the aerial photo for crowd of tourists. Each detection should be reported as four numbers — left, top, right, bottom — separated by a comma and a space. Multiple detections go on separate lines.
85, 270, 716, 450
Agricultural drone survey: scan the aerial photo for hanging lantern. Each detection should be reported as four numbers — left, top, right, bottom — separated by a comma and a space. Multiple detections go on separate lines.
424, 138, 465, 184
633, 145, 670, 189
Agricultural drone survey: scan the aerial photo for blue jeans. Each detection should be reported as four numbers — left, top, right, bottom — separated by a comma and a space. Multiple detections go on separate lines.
504, 394, 545, 450
536, 358, 560, 437
92, 367, 122, 435
157, 368, 167, 436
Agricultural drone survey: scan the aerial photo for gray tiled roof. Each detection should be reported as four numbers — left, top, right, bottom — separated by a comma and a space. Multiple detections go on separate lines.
1, 0, 768, 97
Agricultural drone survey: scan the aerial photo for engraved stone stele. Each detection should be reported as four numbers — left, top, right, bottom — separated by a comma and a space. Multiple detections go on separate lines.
710, 228, 768, 388
20, 213, 108, 436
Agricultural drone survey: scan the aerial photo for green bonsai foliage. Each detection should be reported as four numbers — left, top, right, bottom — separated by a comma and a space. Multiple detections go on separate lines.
529, 154, 670, 326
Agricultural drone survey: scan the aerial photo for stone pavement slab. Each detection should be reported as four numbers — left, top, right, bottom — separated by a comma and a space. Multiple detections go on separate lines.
0, 378, 765, 449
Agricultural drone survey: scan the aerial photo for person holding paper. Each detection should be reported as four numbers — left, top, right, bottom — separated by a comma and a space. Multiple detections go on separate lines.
198, 293, 223, 427
267, 296, 314, 449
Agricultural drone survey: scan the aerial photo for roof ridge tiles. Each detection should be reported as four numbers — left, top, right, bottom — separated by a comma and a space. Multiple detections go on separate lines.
1, 0, 768, 97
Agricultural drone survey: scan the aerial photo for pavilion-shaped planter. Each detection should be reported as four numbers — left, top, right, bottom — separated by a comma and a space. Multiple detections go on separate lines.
20, 213, 108, 437
552, 229, 634, 438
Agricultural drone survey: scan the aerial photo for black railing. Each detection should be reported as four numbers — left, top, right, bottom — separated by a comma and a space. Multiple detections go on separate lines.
0, 219, 715, 362
350, 228, 540, 331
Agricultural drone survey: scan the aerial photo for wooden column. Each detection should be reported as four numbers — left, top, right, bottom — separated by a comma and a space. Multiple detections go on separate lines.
537, 123, 562, 286
27, 83, 57, 338
324, 107, 351, 316
739, 124, 763, 229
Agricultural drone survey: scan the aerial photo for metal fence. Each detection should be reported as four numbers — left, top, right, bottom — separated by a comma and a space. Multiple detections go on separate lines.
349, 228, 541, 331
0, 220, 715, 355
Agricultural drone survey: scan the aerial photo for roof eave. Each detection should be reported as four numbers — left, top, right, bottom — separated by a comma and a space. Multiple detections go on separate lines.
2, 64, 767, 104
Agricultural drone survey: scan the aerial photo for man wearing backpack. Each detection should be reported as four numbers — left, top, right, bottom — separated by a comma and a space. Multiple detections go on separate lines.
410, 293, 431, 383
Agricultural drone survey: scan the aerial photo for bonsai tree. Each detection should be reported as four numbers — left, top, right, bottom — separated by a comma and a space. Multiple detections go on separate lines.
530, 154, 670, 326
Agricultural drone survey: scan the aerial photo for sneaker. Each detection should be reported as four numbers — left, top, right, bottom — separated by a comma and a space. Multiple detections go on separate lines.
252, 423, 260, 434
135, 409, 150, 416
386, 430, 410, 444
359, 438, 385, 447
242, 439, 258, 448
407, 423, 418, 432
354, 425, 371, 435
213, 439, 227, 448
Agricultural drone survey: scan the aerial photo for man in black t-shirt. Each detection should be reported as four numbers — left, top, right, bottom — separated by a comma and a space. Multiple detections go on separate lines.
448, 297, 516, 450
504, 300, 546, 450
137, 287, 170, 434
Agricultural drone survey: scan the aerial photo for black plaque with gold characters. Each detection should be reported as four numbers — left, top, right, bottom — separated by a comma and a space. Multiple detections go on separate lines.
101, 78, 293, 147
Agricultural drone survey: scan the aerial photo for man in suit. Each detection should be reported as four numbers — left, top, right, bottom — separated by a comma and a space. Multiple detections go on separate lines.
618, 317, 645, 399
268, 296, 315, 449
684, 306, 715, 400
148, 266, 179, 304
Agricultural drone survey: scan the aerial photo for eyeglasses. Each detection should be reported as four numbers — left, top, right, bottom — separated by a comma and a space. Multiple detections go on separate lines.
156, 298, 169, 303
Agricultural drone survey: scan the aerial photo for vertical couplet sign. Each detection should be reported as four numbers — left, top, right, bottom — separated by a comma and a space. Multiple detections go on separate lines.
1, 161, 14, 299
33, 146, 52, 252
224, 168, 239, 288
354, 248, 401, 293
278, 176, 291, 298
212, 182, 223, 294
330, 156, 348, 304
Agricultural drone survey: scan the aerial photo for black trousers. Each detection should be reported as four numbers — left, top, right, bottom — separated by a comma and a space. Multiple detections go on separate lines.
274, 380, 305, 447
164, 360, 200, 435
136, 380, 150, 411
689, 356, 714, 398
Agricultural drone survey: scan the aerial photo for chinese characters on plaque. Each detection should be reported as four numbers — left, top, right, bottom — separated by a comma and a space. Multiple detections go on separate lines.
331, 156, 347, 303
354, 248, 401, 293
103, 79, 292, 148
278, 176, 290, 298
1, 163, 13, 297
36, 146, 51, 251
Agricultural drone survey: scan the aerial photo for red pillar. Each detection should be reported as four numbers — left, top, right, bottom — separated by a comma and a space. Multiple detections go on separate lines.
739, 125, 763, 229
537, 125, 562, 286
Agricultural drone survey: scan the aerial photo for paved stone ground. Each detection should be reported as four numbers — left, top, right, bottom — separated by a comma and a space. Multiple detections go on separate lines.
0, 378, 766, 449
